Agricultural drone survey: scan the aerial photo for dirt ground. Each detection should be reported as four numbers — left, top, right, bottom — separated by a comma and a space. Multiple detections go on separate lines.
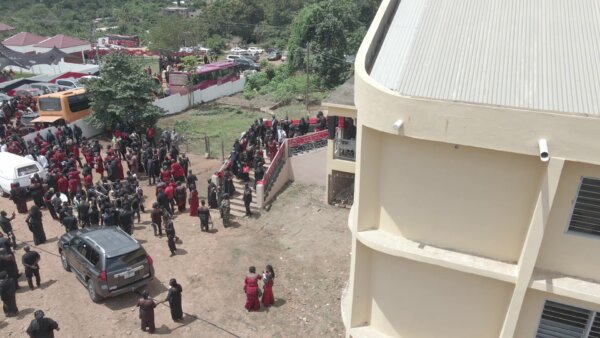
0, 152, 351, 337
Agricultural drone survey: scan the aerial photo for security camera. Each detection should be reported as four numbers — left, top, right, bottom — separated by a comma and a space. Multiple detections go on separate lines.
538, 139, 549, 162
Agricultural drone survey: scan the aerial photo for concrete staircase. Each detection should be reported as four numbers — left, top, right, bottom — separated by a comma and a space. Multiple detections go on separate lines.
227, 158, 271, 218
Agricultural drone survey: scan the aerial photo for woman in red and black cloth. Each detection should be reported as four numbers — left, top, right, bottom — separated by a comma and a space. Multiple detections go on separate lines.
244, 266, 261, 311
261, 264, 275, 308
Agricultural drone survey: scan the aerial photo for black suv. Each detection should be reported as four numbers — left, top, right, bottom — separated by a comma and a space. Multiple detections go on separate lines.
234, 58, 261, 71
58, 226, 154, 302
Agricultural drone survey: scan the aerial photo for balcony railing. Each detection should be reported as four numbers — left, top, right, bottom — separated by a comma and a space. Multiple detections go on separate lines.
334, 138, 356, 161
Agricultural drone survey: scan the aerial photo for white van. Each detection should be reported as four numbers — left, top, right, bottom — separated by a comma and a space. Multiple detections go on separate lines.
0, 152, 47, 196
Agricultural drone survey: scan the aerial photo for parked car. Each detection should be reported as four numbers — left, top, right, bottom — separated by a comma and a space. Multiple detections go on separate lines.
234, 58, 261, 71
247, 47, 264, 54
240, 52, 259, 62
30, 82, 60, 95
267, 51, 282, 61
13, 87, 45, 97
226, 54, 242, 61
0, 152, 47, 196
55, 78, 81, 91
230, 47, 246, 54
58, 226, 154, 302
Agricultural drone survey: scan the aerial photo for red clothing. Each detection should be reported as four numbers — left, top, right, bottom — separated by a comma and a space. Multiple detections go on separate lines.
84, 174, 93, 189
165, 185, 174, 200
57, 176, 68, 193
160, 169, 171, 183
95, 156, 104, 175
261, 277, 274, 307
146, 128, 155, 140
189, 190, 199, 216
244, 274, 261, 311
68, 178, 78, 193
171, 162, 184, 179
117, 160, 124, 179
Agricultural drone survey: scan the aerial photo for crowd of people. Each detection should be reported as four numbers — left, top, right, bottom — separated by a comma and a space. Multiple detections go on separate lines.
0, 112, 318, 334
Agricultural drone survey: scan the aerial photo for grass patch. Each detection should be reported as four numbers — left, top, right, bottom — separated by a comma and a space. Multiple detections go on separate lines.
12, 72, 35, 79
159, 105, 269, 158
132, 56, 160, 75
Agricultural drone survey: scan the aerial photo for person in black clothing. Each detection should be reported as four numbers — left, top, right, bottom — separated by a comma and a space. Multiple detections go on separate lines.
165, 221, 176, 256
0, 270, 18, 317
150, 203, 163, 237
26, 309, 60, 338
89, 202, 100, 226
119, 207, 134, 235
61, 208, 78, 233
0, 210, 16, 249
73, 124, 83, 144
157, 189, 171, 215
179, 155, 190, 178
166, 278, 183, 322
198, 200, 211, 232
22, 246, 41, 290
78, 198, 90, 228
186, 170, 197, 191
0, 239, 19, 289
29, 174, 44, 208
243, 183, 252, 217
44, 189, 58, 220
26, 206, 46, 245
102, 208, 116, 227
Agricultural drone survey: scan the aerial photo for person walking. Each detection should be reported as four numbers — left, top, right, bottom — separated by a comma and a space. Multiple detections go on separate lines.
188, 188, 199, 217
198, 200, 211, 232
26, 206, 46, 245
243, 183, 252, 217
26, 310, 60, 338
166, 278, 183, 322
137, 290, 157, 334
244, 266, 261, 312
22, 246, 41, 290
150, 203, 163, 237
165, 221, 177, 256
261, 264, 275, 308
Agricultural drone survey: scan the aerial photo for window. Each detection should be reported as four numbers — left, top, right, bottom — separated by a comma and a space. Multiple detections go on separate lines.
17, 164, 39, 177
86, 248, 100, 266
67, 94, 90, 113
38, 97, 62, 111
106, 249, 146, 271
568, 177, 600, 236
536, 300, 600, 337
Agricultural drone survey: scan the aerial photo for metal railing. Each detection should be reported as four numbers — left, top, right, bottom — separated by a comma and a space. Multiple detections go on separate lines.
333, 138, 356, 161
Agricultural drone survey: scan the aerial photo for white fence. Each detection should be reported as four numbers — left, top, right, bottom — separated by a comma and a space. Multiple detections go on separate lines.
8, 62, 99, 76
153, 77, 245, 115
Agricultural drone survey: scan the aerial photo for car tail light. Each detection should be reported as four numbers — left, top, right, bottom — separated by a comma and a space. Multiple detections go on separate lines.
99, 269, 107, 282
146, 255, 153, 265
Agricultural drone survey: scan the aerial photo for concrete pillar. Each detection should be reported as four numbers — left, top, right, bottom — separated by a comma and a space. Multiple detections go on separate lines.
256, 183, 264, 209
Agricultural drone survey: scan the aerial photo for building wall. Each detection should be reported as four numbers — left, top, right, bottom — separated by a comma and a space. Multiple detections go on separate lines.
376, 134, 543, 262
361, 248, 512, 338
537, 161, 600, 281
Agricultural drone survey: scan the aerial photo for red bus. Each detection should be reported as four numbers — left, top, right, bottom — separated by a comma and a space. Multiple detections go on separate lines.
168, 61, 239, 95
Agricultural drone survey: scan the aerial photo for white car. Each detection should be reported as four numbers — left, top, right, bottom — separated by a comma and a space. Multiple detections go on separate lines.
0, 152, 47, 196
230, 47, 246, 54
226, 54, 242, 61
55, 78, 81, 91
247, 47, 264, 54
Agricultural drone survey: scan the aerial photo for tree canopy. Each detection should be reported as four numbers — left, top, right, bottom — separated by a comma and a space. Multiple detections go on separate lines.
86, 52, 164, 131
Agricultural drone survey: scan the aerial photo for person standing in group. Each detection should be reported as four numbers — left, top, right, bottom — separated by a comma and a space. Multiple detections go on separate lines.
137, 290, 157, 334
243, 183, 252, 217
0, 210, 17, 249
22, 246, 41, 290
261, 265, 275, 308
166, 278, 183, 322
150, 203, 163, 237
198, 200, 211, 232
26, 206, 46, 245
188, 188, 199, 217
244, 266, 261, 312
0, 271, 18, 317
26, 310, 60, 338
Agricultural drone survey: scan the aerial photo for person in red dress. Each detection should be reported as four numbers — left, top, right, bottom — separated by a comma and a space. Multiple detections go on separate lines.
261, 265, 275, 308
160, 166, 171, 183
116, 158, 124, 180
188, 188, 199, 217
244, 266, 261, 312
94, 153, 104, 178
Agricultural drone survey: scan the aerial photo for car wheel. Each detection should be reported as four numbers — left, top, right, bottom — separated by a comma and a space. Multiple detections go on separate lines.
87, 280, 101, 303
60, 250, 71, 272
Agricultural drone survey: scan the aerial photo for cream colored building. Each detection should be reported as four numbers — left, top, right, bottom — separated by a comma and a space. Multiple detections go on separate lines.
323, 78, 357, 206
344, 0, 600, 337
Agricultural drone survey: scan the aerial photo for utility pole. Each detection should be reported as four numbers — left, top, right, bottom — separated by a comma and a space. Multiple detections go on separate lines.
306, 42, 310, 112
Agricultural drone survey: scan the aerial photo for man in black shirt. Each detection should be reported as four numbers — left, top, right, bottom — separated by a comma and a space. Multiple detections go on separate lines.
61, 209, 78, 233
119, 207, 134, 235
21, 246, 40, 290
0, 270, 18, 317
186, 170, 197, 191
26, 310, 60, 338
0, 210, 16, 249
77, 199, 90, 228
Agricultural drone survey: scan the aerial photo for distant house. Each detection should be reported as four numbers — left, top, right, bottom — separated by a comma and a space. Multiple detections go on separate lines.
3, 32, 47, 53
164, 6, 193, 17
34, 35, 91, 64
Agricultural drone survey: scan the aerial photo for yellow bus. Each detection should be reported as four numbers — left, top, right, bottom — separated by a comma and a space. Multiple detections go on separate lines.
33, 88, 91, 124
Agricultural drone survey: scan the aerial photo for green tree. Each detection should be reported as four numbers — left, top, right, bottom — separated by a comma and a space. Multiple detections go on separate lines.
86, 52, 165, 131
148, 17, 207, 52
182, 55, 200, 72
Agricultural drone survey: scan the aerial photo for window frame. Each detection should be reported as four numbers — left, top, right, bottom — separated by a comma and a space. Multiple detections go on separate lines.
565, 176, 600, 239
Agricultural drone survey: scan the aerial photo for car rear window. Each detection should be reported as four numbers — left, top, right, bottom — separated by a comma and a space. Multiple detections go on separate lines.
106, 249, 146, 271
17, 164, 39, 177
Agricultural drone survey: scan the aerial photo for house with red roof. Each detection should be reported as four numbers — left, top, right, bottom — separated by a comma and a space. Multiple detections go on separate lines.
34, 34, 91, 64
3, 32, 47, 53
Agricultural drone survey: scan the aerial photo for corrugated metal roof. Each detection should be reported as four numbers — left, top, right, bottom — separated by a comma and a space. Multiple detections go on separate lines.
370, 0, 600, 116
